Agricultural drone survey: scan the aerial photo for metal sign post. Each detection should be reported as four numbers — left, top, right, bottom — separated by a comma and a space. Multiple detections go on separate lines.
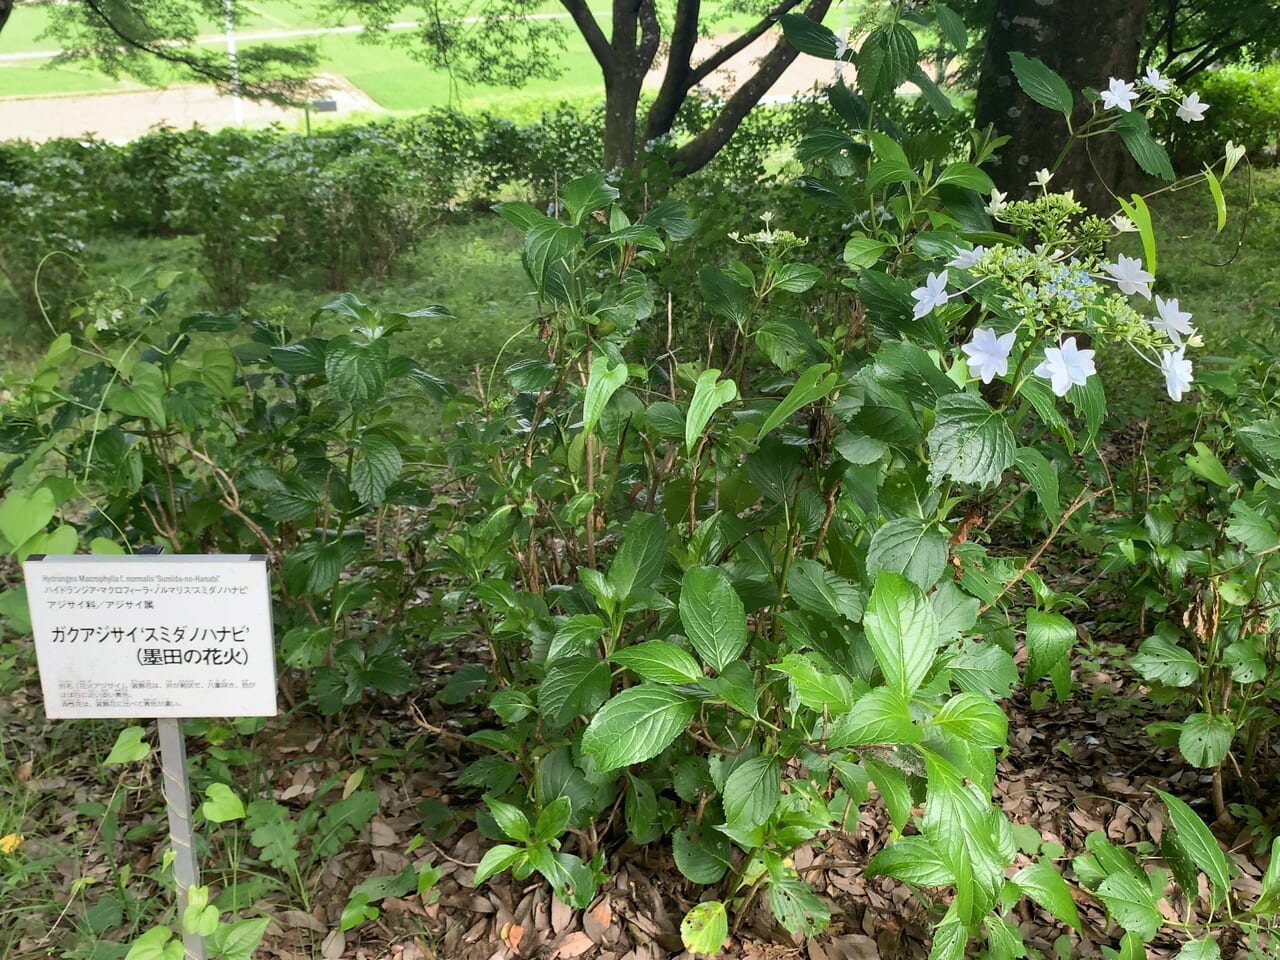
23, 553, 275, 959
159, 717, 206, 960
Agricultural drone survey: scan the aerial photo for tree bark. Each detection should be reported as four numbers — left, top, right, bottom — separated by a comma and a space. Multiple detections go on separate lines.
975, 0, 1151, 213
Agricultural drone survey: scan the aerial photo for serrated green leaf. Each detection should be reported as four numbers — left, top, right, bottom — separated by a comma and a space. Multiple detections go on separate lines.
1155, 790, 1232, 906
933, 692, 1008, 748
788, 558, 864, 622
774, 653, 855, 714
352, 435, 403, 504
486, 797, 531, 842
722, 755, 780, 833
1132, 635, 1199, 687
581, 685, 697, 771
866, 516, 948, 590
827, 688, 919, 747
928, 394, 1016, 488
1097, 872, 1161, 940
473, 844, 525, 885
1115, 112, 1174, 181
561, 171, 619, 226
680, 565, 749, 673
539, 657, 611, 729
1179, 939, 1221, 960
326, 336, 390, 404
1008, 52, 1073, 115
1178, 713, 1234, 768
867, 835, 952, 885
864, 572, 939, 698
935, 4, 968, 50
1015, 447, 1061, 522
611, 641, 703, 684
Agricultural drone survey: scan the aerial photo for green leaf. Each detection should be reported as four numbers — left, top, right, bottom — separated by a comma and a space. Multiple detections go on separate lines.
1259, 836, 1280, 906
581, 685, 697, 771
680, 566, 749, 673
1114, 112, 1174, 181
934, 162, 991, 194
698, 266, 751, 329
523, 219, 579, 303
1008, 52, 1073, 115
788, 559, 864, 622
0, 488, 56, 552
928, 918, 969, 960
866, 517, 948, 590
474, 844, 526, 885
1013, 860, 1081, 931
201, 783, 245, 823
756, 363, 837, 443
932, 692, 1008, 749
1178, 713, 1234, 769
864, 572, 939, 698
583, 355, 628, 437
611, 641, 703, 684
928, 394, 1016, 488
1186, 442, 1232, 489
673, 825, 731, 883
984, 915, 1026, 960
1226, 501, 1280, 552
546, 615, 606, 664
1179, 939, 1221, 960
1155, 790, 1233, 906
773, 653, 855, 714
607, 511, 668, 603
485, 797, 531, 842
208, 917, 269, 960
16, 524, 76, 563
681, 901, 729, 957
1014, 447, 1061, 522
106, 361, 168, 427
779, 13, 844, 59
1204, 166, 1227, 233
1132, 635, 1199, 687
124, 926, 182, 960
351, 435, 403, 504
538, 657, 611, 729
1025, 610, 1075, 697
326, 336, 390, 404
826, 688, 919, 747
949, 641, 1018, 698
686, 369, 738, 452
1097, 872, 1161, 941
1116, 194, 1158, 275
867, 836, 952, 885
867, 131, 919, 190
561, 171, 619, 226
245, 799, 300, 874
935, 4, 968, 50
534, 795, 573, 841
723, 755, 781, 832
771, 262, 824, 294
857, 24, 919, 101
865, 757, 913, 830
105, 726, 151, 765
271, 338, 327, 375
844, 236, 891, 269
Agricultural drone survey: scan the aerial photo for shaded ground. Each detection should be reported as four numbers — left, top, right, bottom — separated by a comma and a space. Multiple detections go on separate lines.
2, 618, 1273, 960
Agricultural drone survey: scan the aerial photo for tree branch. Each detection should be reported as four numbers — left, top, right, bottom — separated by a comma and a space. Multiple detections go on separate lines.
667, 0, 831, 176
686, 0, 803, 87
559, 0, 612, 69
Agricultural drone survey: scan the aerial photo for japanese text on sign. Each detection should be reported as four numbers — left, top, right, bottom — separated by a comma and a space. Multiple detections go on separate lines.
24, 555, 277, 719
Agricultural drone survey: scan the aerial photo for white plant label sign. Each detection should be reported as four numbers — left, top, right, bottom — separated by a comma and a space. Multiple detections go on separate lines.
24, 555, 277, 719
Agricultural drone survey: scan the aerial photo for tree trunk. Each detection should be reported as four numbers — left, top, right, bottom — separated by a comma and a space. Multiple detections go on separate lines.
975, 0, 1151, 212
0, 1, 12, 37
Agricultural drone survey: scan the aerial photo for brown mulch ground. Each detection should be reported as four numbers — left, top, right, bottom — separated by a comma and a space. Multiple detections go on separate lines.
1, 628, 1273, 960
